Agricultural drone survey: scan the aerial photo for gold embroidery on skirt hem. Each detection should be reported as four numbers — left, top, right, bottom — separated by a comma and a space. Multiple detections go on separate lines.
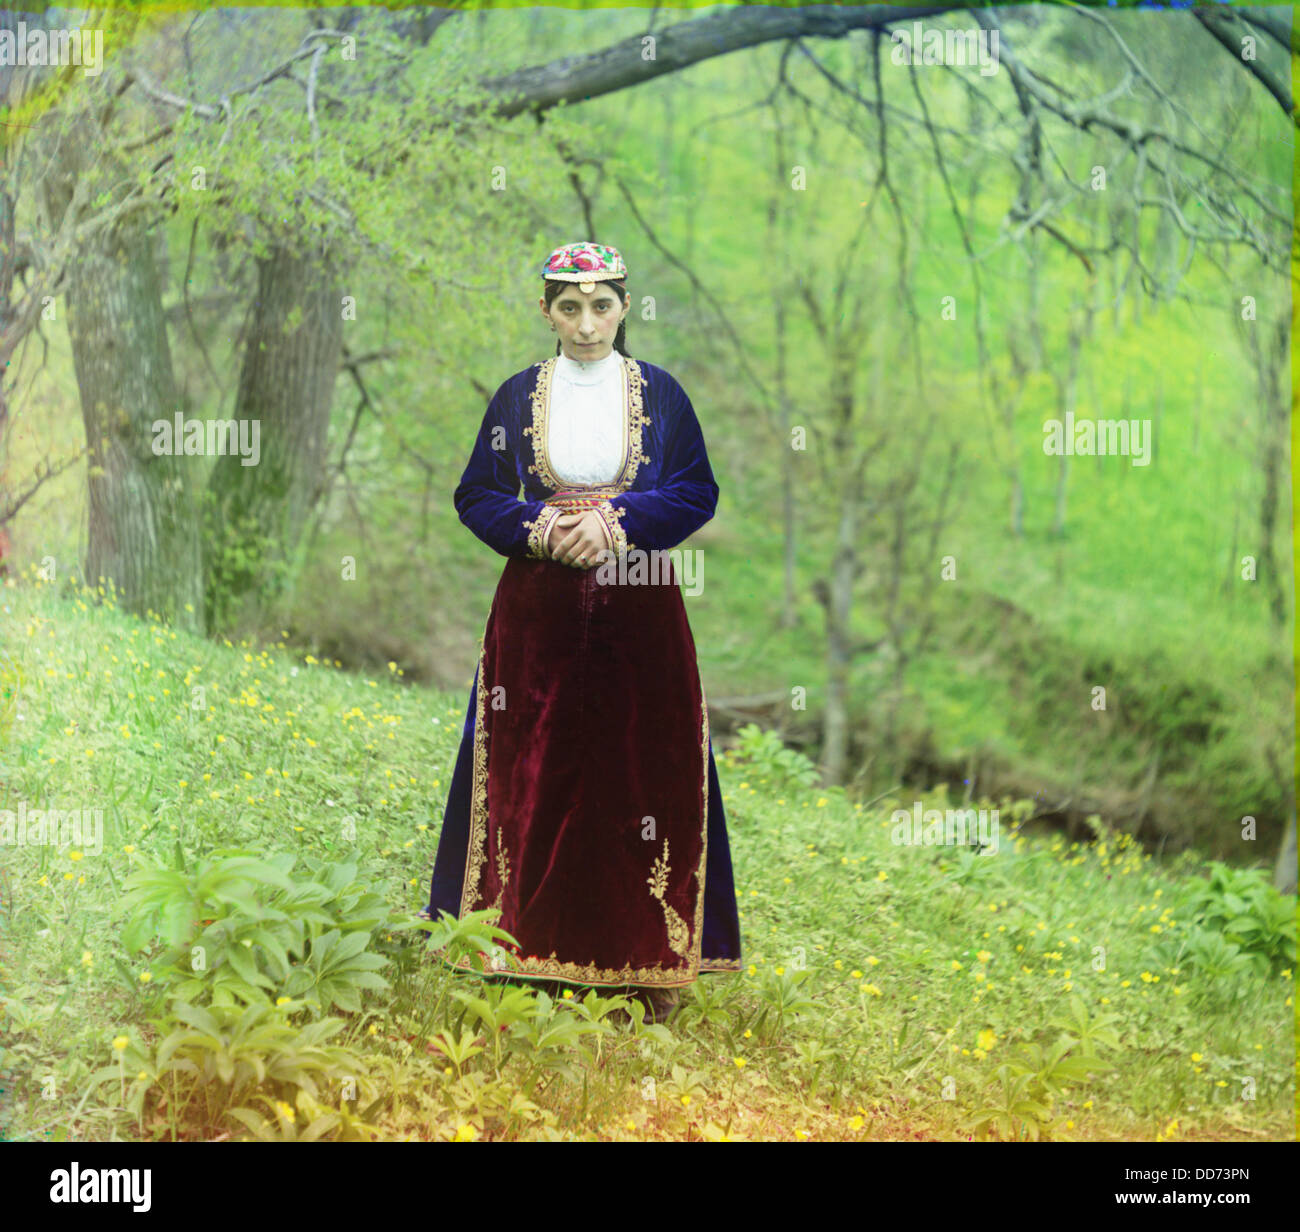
439, 949, 697, 988
689, 693, 711, 967
647, 838, 691, 958
491, 826, 511, 911
460, 643, 491, 913
432, 949, 738, 985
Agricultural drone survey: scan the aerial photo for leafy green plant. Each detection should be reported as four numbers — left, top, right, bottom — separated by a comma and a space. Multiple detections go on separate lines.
438, 1070, 558, 1140
962, 1038, 1113, 1141
961, 1063, 1055, 1141
1180, 928, 1257, 981
227, 1089, 384, 1142
200, 490, 297, 635
725, 724, 819, 789
752, 967, 817, 1043
1047, 996, 1122, 1057
282, 928, 390, 1014
416, 907, 522, 975
673, 976, 732, 1032
885, 1017, 929, 1075
658, 1063, 710, 1108
961, 1005, 1116, 1142
85, 1003, 373, 1140
947, 845, 999, 888
427, 1026, 486, 1078
121, 848, 394, 1015
106, 848, 397, 1138
1175, 862, 1296, 974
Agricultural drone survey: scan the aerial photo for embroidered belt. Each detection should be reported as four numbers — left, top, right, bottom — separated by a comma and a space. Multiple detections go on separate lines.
544, 488, 619, 511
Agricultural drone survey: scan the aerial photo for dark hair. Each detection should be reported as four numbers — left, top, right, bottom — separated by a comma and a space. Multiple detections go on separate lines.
543, 278, 631, 357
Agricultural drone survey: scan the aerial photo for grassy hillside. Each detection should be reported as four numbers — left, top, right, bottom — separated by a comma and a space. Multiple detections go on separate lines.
1, 573, 1291, 1141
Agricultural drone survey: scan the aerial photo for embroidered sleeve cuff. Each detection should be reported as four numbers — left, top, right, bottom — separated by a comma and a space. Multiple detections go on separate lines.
523, 506, 564, 559
594, 502, 632, 556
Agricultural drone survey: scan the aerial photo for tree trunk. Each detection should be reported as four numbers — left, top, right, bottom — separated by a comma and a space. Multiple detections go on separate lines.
1253, 313, 1287, 627
204, 245, 343, 632
1273, 808, 1296, 895
66, 225, 205, 633
819, 451, 859, 786
775, 289, 797, 630
1051, 452, 1070, 539
0, 165, 14, 571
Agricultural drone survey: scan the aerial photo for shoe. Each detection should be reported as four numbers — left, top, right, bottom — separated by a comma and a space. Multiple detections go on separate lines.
637, 986, 681, 1025
396, 907, 434, 950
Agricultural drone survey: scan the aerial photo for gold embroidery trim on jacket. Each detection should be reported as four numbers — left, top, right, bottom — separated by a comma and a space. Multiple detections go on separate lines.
620, 360, 651, 490
523, 505, 563, 559
524, 355, 649, 496
592, 502, 630, 556
523, 358, 564, 492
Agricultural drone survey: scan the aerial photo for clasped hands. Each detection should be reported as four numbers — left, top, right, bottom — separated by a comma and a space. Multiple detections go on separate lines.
546, 510, 612, 569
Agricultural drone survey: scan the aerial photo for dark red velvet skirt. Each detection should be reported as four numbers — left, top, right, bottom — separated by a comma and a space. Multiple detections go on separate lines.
442, 553, 719, 988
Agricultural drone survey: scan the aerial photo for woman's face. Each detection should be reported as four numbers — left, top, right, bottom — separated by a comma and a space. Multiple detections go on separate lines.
541, 284, 629, 361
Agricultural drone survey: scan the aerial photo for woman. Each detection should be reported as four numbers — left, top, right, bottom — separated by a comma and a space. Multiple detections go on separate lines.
420, 241, 741, 1024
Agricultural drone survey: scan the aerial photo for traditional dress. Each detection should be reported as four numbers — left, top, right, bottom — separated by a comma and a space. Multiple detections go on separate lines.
424, 348, 743, 988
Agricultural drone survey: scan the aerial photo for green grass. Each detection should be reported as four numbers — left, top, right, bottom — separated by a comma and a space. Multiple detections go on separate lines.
1, 571, 1292, 1141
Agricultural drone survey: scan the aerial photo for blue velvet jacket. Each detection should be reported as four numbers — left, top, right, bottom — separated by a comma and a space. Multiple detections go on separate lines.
453, 354, 719, 559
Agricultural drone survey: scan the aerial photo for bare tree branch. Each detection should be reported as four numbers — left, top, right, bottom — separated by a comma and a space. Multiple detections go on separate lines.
1192, 6, 1296, 127
481, 5, 957, 119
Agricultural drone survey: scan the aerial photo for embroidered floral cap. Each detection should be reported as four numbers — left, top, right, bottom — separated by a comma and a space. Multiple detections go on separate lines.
541, 241, 627, 293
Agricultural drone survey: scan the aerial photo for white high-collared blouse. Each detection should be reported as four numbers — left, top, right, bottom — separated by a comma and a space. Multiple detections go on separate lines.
547, 349, 625, 487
